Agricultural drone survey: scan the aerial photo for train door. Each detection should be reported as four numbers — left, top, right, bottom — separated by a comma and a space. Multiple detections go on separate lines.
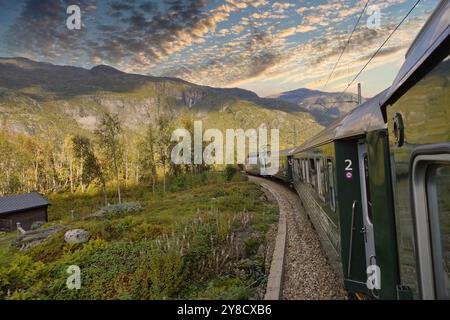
336, 140, 367, 292
357, 142, 376, 268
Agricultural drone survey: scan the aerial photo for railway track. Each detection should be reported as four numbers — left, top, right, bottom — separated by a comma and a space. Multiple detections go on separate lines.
249, 176, 346, 300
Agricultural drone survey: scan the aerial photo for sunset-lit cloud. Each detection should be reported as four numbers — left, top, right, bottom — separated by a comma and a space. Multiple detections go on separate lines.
0, 0, 440, 97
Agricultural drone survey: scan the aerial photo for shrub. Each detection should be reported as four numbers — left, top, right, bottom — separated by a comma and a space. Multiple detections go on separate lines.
115, 216, 134, 234
166, 175, 187, 192
0, 255, 48, 299
0, 175, 279, 300
223, 165, 238, 181
127, 223, 167, 241
131, 241, 186, 299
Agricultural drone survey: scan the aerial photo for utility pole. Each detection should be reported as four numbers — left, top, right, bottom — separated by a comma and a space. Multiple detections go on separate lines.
357, 83, 362, 105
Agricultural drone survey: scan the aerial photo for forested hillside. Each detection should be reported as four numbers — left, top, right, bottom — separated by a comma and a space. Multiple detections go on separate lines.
0, 57, 323, 196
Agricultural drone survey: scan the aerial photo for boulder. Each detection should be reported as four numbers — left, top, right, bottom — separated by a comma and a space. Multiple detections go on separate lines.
64, 229, 91, 244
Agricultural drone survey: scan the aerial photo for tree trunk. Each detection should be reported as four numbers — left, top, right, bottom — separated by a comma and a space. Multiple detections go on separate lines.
102, 180, 108, 206
34, 160, 38, 190
114, 158, 121, 203
135, 149, 140, 184
163, 160, 166, 194
80, 158, 85, 193
125, 150, 129, 187
69, 158, 73, 193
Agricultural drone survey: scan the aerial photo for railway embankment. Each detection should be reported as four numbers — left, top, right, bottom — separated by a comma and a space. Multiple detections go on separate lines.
249, 176, 346, 300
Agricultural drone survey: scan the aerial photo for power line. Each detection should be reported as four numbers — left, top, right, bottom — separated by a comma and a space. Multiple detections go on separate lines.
340, 0, 422, 96
322, 0, 371, 90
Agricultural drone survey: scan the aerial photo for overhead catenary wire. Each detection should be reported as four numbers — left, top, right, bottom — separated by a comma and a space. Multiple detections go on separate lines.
340, 0, 422, 97
322, 0, 371, 91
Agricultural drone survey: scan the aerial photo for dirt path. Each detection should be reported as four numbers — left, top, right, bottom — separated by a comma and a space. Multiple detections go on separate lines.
249, 176, 346, 300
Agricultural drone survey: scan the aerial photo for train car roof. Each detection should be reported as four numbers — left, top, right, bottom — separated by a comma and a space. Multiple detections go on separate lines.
280, 147, 296, 156
248, 147, 294, 158
291, 89, 388, 153
383, 0, 450, 108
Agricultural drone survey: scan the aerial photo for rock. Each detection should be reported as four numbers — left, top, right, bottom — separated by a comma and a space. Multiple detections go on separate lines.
182, 88, 205, 108
259, 194, 268, 202
64, 229, 91, 244
11, 226, 65, 250
257, 244, 266, 257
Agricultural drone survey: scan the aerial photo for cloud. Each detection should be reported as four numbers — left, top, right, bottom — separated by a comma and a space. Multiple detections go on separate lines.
1, 0, 438, 97
297, 25, 317, 33
215, 4, 237, 12
277, 27, 296, 38
4, 0, 94, 63
235, 2, 247, 9
273, 2, 293, 9
303, 15, 329, 26
232, 25, 245, 34
87, 0, 225, 66
224, 0, 248, 9
250, 0, 268, 8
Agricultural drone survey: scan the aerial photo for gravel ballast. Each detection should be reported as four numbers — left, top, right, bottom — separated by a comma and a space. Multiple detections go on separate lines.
249, 176, 346, 300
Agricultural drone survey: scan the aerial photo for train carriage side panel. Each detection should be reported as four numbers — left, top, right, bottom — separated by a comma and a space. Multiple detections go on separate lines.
366, 130, 401, 299
385, 53, 450, 299
334, 140, 369, 294
381, 2, 450, 298
292, 144, 342, 278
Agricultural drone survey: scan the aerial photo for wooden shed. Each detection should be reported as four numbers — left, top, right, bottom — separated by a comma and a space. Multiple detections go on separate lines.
0, 192, 50, 231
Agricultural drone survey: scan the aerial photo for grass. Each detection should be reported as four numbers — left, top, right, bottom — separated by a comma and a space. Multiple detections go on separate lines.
0, 171, 279, 300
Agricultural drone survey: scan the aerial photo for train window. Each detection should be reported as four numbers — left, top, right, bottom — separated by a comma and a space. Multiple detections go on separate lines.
305, 159, 310, 184
309, 158, 316, 188
309, 158, 315, 171
302, 159, 307, 182
292, 159, 297, 180
316, 158, 325, 201
412, 154, 450, 299
293, 159, 301, 183
363, 154, 373, 223
295, 159, 300, 182
299, 159, 304, 183
426, 163, 450, 299
327, 159, 336, 212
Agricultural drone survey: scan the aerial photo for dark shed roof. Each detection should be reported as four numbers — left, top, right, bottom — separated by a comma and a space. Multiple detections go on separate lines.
0, 192, 51, 215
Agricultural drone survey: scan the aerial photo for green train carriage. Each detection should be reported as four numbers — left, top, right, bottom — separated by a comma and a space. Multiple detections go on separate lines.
381, 0, 450, 300
247, 1, 449, 300
271, 148, 295, 183
290, 90, 400, 299
244, 149, 293, 183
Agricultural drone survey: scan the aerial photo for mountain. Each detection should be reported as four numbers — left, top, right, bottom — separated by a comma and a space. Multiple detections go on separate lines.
268, 88, 366, 125
0, 57, 323, 148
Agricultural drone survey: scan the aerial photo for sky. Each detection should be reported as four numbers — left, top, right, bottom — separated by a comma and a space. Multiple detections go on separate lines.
0, 0, 441, 97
